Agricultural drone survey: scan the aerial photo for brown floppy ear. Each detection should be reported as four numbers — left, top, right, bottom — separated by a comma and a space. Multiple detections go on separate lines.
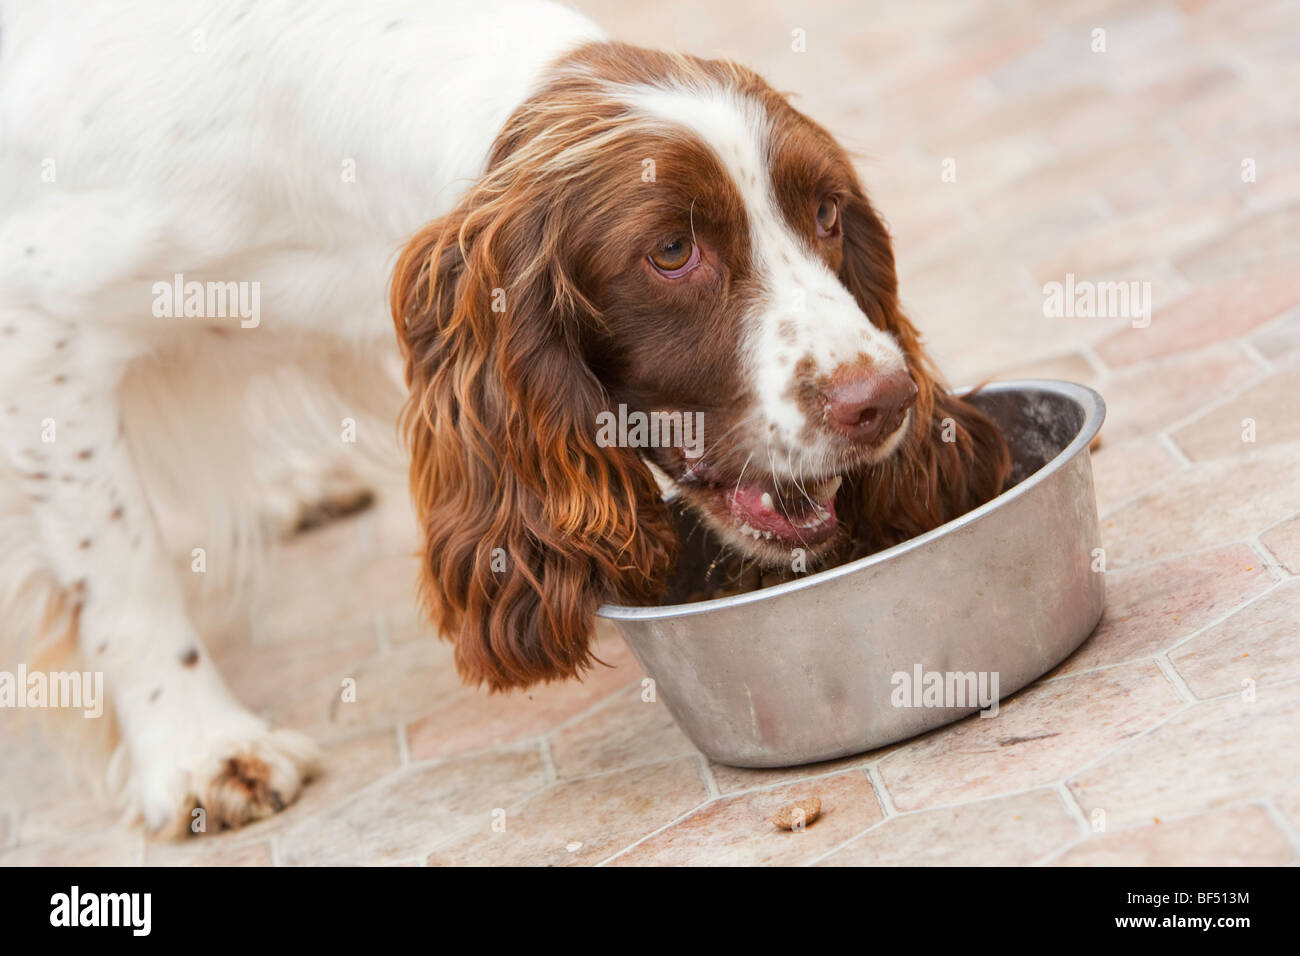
837, 188, 1012, 553
390, 197, 674, 692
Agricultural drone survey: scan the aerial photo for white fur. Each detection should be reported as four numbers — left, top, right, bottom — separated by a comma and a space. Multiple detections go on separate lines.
0, 0, 898, 833
0, 0, 604, 832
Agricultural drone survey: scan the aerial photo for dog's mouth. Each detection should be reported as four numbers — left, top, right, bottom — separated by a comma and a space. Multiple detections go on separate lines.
642, 408, 913, 566
647, 454, 846, 558
709, 470, 842, 545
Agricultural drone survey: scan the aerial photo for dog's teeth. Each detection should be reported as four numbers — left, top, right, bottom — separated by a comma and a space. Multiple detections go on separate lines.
760, 492, 774, 511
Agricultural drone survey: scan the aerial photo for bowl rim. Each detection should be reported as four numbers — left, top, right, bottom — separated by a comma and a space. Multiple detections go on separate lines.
597, 378, 1106, 621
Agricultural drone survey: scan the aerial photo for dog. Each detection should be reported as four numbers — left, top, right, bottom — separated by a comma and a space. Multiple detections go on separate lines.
0, 0, 1009, 835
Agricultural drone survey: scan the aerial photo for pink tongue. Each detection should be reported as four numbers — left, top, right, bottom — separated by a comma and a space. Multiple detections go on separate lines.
725, 483, 838, 543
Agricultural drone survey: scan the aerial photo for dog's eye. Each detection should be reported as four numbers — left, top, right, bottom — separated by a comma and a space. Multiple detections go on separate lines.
648, 238, 697, 277
815, 197, 839, 238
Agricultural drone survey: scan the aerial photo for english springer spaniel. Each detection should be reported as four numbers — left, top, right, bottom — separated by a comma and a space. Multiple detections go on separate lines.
0, 0, 1009, 835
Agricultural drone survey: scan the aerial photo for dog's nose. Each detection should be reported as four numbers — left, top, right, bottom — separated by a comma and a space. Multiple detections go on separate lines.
823, 368, 918, 442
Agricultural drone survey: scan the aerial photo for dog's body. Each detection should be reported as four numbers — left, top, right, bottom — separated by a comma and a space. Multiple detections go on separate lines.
1, 0, 605, 833
0, 0, 1008, 834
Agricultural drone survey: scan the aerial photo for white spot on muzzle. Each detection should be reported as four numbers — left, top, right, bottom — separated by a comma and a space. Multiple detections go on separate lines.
618, 83, 907, 468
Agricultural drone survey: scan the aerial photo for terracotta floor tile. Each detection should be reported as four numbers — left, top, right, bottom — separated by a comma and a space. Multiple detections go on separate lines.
0, 831, 139, 867
1171, 366, 1300, 460
877, 661, 1183, 811
0, 722, 83, 815
18, 794, 123, 848
251, 540, 420, 646
1031, 195, 1242, 286
405, 630, 641, 762
429, 757, 709, 866
993, 134, 1173, 220
1260, 514, 1300, 574
219, 729, 403, 843
609, 769, 881, 866
1096, 345, 1258, 446
211, 626, 380, 730
1050, 545, 1273, 678
144, 838, 274, 867
1090, 438, 1179, 516
708, 749, 883, 796
1170, 580, 1300, 698
548, 685, 697, 780
1174, 203, 1300, 281
1103, 447, 1300, 567
1052, 804, 1295, 865
819, 788, 1078, 866
1, 0, 1294, 869
1252, 310, 1300, 365
1095, 270, 1300, 367
279, 746, 546, 866
1276, 791, 1300, 833
263, 634, 454, 745
991, 351, 1098, 387
1068, 683, 1300, 828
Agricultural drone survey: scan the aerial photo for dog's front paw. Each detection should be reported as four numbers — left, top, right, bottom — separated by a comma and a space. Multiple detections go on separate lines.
120, 724, 321, 837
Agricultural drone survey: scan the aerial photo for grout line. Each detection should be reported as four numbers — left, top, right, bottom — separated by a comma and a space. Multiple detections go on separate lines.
1033, 835, 1086, 867
395, 722, 410, 768
1153, 357, 1271, 440
1095, 535, 1271, 579
866, 764, 898, 818
1262, 798, 1300, 859
544, 678, 642, 738
1256, 506, 1300, 540
537, 737, 557, 786
1054, 780, 1092, 838
1051, 676, 1300, 799
1096, 466, 1185, 521
596, 795, 714, 867
598, 759, 903, 867
1238, 337, 1274, 374
268, 834, 282, 868
1077, 341, 1109, 378
1042, 796, 1300, 867
706, 758, 878, 801
374, 611, 390, 655
1247, 536, 1292, 582
1187, 675, 1300, 704
696, 754, 721, 800
1154, 430, 1192, 467
1035, 567, 1272, 690
806, 780, 1090, 867
803, 813, 892, 867
1158, 579, 1284, 661
1096, 433, 1276, 521
422, 775, 554, 860
1153, 654, 1197, 703
1061, 700, 1196, 783
1245, 302, 1300, 350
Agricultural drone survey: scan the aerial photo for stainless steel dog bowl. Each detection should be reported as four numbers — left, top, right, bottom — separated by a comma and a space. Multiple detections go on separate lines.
598, 380, 1106, 767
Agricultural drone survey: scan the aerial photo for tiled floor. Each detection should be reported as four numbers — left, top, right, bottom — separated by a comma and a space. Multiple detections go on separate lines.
3, 0, 1299, 865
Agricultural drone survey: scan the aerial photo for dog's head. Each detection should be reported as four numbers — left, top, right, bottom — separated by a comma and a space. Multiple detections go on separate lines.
391, 43, 1008, 690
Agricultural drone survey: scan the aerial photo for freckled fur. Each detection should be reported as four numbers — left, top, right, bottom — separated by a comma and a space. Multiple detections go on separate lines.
1, 0, 1007, 833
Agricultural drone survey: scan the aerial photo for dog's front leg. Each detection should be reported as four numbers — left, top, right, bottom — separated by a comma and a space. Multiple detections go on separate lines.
0, 322, 319, 836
